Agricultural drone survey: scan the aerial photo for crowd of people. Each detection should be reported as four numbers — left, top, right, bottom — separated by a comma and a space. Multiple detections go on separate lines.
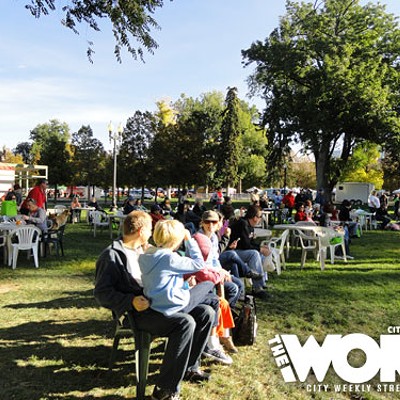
97, 186, 386, 399
94, 192, 276, 399
3, 181, 400, 399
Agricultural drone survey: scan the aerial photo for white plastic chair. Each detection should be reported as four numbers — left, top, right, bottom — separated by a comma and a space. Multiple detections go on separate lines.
314, 226, 347, 265
91, 211, 109, 237
9, 225, 42, 269
292, 221, 316, 250
295, 229, 323, 270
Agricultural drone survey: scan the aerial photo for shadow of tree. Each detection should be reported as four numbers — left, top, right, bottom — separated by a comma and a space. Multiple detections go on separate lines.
4, 289, 96, 310
0, 317, 163, 399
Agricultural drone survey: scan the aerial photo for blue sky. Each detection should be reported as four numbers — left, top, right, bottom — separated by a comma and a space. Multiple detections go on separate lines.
1, 0, 398, 151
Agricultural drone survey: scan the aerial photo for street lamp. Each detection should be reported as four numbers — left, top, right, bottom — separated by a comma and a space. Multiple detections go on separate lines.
283, 163, 287, 195
108, 121, 123, 211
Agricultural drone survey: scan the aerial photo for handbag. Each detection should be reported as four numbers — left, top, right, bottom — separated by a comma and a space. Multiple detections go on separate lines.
1, 200, 18, 217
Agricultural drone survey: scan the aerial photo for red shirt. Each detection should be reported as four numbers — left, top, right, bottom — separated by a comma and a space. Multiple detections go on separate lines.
150, 212, 165, 229
294, 210, 307, 222
282, 193, 295, 208
21, 185, 47, 210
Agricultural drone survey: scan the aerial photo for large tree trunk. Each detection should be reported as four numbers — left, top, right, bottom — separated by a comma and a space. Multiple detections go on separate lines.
314, 143, 331, 203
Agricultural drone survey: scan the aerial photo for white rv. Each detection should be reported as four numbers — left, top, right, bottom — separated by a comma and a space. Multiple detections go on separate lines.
0, 163, 48, 199
334, 182, 375, 205
0, 163, 16, 199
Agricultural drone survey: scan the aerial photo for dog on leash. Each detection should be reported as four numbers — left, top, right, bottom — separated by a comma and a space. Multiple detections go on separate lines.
48, 209, 70, 230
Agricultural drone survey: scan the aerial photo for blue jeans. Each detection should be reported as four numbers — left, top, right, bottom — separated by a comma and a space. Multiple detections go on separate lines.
134, 303, 215, 392
184, 222, 197, 235
183, 281, 219, 326
224, 277, 243, 308
234, 249, 265, 290
219, 249, 252, 277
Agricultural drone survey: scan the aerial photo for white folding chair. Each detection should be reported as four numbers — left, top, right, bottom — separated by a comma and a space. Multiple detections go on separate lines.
9, 225, 42, 269
91, 211, 109, 237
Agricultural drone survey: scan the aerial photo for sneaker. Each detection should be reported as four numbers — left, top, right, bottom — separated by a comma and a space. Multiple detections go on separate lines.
202, 347, 233, 365
245, 270, 264, 280
151, 386, 181, 400
184, 369, 211, 383
219, 336, 238, 353
346, 255, 354, 260
335, 255, 345, 260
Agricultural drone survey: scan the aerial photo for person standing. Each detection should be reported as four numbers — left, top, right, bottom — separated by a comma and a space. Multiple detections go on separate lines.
211, 187, 224, 210
315, 189, 326, 207
5, 183, 23, 206
368, 190, 380, 213
282, 190, 296, 217
20, 178, 48, 215
70, 196, 82, 223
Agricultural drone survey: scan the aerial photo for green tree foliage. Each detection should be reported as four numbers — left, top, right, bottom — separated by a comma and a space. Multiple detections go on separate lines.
147, 123, 178, 187
382, 148, 400, 191
291, 160, 316, 189
0, 147, 24, 164
24, 0, 167, 62
215, 87, 242, 190
148, 90, 267, 191
172, 92, 225, 188
119, 111, 156, 192
39, 137, 73, 197
30, 119, 71, 164
242, 0, 400, 196
71, 125, 106, 192
238, 104, 268, 188
156, 99, 177, 126
28, 120, 73, 199
13, 142, 33, 165
339, 142, 384, 188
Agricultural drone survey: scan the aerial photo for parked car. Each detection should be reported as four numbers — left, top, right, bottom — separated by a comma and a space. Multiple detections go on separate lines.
129, 189, 153, 200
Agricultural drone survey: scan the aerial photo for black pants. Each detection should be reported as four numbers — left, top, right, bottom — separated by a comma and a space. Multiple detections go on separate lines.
134, 303, 215, 392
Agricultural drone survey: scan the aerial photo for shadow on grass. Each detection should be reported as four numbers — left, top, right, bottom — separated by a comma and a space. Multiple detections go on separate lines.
0, 317, 163, 400
4, 289, 96, 310
1, 287, 164, 399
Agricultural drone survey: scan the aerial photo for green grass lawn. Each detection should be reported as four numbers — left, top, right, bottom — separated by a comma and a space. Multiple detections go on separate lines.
1, 221, 400, 400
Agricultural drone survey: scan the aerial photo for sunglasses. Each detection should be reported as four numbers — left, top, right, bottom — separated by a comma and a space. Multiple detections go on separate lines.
203, 220, 218, 225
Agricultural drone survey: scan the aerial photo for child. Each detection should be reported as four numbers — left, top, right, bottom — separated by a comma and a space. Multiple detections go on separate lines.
139, 219, 218, 317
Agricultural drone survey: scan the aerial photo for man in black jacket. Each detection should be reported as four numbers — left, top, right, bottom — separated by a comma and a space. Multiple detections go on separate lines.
228, 205, 269, 299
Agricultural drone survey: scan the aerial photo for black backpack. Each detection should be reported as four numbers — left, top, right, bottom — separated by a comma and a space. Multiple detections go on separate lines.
232, 295, 257, 346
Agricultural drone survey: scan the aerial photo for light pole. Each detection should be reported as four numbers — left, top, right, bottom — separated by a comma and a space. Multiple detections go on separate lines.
283, 163, 287, 195
108, 121, 123, 211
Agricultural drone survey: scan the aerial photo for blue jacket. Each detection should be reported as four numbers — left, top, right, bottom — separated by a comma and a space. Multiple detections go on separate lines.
139, 238, 204, 316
